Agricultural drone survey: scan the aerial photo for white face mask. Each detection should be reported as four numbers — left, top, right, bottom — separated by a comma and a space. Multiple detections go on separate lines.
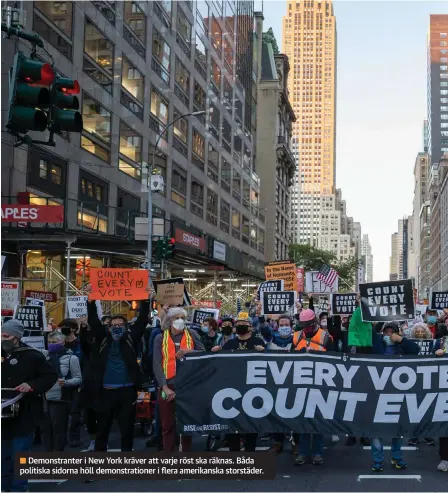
172, 318, 185, 331
321, 320, 328, 328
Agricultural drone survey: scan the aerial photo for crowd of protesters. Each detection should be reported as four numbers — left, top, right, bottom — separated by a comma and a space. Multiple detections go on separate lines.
1, 288, 448, 491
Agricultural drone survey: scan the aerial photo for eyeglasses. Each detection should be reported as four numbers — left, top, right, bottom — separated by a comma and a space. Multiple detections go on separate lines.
111, 324, 125, 329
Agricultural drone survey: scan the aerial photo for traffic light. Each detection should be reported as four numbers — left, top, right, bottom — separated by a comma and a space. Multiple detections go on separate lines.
6, 52, 55, 133
155, 237, 176, 260
49, 76, 83, 133
166, 237, 175, 259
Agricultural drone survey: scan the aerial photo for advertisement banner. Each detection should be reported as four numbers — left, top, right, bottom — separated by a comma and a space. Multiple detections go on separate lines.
176, 352, 448, 437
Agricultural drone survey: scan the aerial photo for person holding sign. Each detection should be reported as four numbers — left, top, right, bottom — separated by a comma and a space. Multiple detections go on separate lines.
153, 307, 204, 452
433, 338, 448, 472
83, 285, 151, 453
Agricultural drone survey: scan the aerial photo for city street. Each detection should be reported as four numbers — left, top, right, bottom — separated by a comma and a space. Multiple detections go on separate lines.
28, 433, 446, 493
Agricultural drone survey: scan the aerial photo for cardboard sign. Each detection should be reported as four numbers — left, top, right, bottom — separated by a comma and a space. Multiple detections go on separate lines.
24, 290, 57, 303
156, 283, 185, 306
21, 336, 46, 350
261, 291, 297, 315
1, 281, 19, 315
13, 304, 45, 330
305, 271, 339, 294
331, 293, 357, 315
192, 308, 220, 325
264, 261, 298, 291
431, 292, 448, 310
410, 339, 434, 356
360, 279, 415, 322
88, 268, 149, 301
153, 278, 190, 306
67, 296, 88, 319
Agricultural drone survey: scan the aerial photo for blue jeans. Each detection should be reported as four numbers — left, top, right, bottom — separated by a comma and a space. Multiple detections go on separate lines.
371, 437, 403, 463
298, 433, 324, 456
2, 433, 34, 492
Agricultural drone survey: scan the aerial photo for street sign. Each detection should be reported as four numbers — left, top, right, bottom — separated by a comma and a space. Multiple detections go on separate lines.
140, 260, 162, 271
24, 290, 57, 302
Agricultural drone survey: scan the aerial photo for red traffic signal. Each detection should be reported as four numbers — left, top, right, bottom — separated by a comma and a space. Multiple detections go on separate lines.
19, 58, 55, 85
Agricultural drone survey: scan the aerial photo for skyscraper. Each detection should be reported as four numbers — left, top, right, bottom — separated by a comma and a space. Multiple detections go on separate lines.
361, 234, 373, 282
282, 0, 336, 244
428, 15, 448, 166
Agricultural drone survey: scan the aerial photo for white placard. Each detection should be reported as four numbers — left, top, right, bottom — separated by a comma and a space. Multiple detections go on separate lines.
22, 336, 46, 350
1, 282, 19, 314
305, 271, 339, 294
213, 241, 227, 262
67, 295, 88, 318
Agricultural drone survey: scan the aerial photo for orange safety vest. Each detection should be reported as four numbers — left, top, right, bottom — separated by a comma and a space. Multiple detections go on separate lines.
161, 329, 193, 380
292, 328, 327, 352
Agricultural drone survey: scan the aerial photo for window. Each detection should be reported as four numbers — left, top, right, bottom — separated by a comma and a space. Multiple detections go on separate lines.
119, 121, 142, 164
38, 160, 61, 185
193, 81, 206, 111
124, 1, 146, 43
223, 37, 233, 75
119, 159, 141, 179
192, 129, 205, 160
224, 1, 235, 37
81, 93, 111, 161
175, 58, 190, 96
191, 178, 204, 217
92, 1, 115, 25
177, 8, 191, 46
232, 209, 240, 234
222, 118, 231, 150
207, 188, 218, 225
232, 170, 241, 202
34, 1, 73, 36
121, 57, 144, 102
208, 144, 219, 183
152, 29, 171, 83
195, 31, 207, 70
220, 200, 230, 230
84, 18, 114, 93
208, 103, 220, 140
150, 88, 169, 126
173, 109, 188, 143
78, 211, 108, 233
210, 57, 221, 91
33, 11, 72, 60
197, 1, 209, 32
211, 16, 222, 55
171, 163, 187, 207
154, 0, 172, 28
221, 158, 231, 193
79, 172, 107, 208
39, 160, 47, 179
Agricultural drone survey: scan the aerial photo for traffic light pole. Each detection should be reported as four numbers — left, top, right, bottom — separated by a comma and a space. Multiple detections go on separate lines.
146, 111, 206, 284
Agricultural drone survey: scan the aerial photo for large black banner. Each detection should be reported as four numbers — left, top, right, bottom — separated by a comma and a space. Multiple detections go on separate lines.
176, 352, 448, 438
360, 280, 415, 322
431, 292, 448, 310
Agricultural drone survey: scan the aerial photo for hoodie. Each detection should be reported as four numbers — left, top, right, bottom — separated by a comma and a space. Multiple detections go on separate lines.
269, 332, 293, 350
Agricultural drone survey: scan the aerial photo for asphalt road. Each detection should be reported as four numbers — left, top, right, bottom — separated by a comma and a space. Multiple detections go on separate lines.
27, 432, 446, 493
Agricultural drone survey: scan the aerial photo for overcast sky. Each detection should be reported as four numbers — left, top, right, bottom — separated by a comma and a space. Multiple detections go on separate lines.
255, 0, 448, 281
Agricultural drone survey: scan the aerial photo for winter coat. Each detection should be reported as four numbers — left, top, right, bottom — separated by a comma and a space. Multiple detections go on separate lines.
371, 332, 420, 355
41, 349, 82, 401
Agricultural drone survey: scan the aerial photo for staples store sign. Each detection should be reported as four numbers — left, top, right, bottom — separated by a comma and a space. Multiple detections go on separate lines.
175, 228, 205, 252
1, 205, 64, 223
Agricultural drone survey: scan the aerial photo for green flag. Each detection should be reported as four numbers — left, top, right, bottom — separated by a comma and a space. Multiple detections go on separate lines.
348, 306, 373, 347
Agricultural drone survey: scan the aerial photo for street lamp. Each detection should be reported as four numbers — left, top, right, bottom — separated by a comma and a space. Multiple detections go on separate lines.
146, 110, 207, 282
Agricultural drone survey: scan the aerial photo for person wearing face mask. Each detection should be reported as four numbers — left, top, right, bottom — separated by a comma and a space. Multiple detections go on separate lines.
200, 317, 221, 351
85, 286, 150, 452
292, 309, 332, 466
426, 310, 439, 337
219, 317, 236, 346
433, 335, 448, 472
153, 307, 204, 452
222, 317, 265, 451
1, 320, 57, 493
369, 322, 419, 472
40, 331, 82, 452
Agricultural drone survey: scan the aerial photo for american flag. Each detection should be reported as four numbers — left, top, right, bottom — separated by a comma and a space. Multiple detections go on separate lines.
316, 264, 339, 288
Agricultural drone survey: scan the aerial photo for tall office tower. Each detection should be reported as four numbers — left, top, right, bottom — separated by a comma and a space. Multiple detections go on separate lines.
361, 234, 373, 282
428, 15, 448, 166
283, 0, 336, 244
390, 233, 399, 281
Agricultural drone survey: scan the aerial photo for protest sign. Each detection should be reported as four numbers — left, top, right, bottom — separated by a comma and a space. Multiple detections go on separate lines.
305, 271, 338, 294
88, 268, 149, 301
296, 267, 305, 292
360, 279, 415, 322
193, 308, 220, 325
25, 297, 47, 325
22, 336, 46, 350
13, 305, 44, 330
156, 283, 185, 306
256, 280, 284, 300
176, 352, 448, 438
1, 281, 19, 315
264, 261, 298, 291
348, 306, 373, 347
153, 278, 190, 306
410, 339, 434, 356
67, 296, 88, 319
331, 293, 357, 315
431, 292, 448, 310
262, 291, 297, 315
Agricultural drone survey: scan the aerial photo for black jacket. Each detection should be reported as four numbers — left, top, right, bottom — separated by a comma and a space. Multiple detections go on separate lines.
85, 300, 150, 393
1, 342, 57, 439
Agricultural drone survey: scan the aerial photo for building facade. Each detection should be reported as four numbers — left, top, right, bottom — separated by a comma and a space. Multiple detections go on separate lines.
361, 234, 373, 282
428, 15, 448, 167
282, 0, 336, 244
256, 35, 296, 261
390, 232, 399, 281
1, 0, 267, 317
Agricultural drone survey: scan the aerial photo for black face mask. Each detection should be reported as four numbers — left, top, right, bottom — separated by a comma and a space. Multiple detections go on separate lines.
236, 325, 250, 335
222, 326, 233, 335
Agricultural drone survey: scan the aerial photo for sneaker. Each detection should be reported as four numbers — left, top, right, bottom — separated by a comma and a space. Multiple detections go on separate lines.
371, 461, 384, 472
360, 437, 371, 446
437, 460, 448, 472
424, 438, 436, 446
269, 442, 283, 455
312, 455, 324, 465
331, 435, 340, 443
408, 438, 418, 446
345, 436, 356, 446
391, 458, 407, 470
294, 454, 308, 466
86, 440, 95, 452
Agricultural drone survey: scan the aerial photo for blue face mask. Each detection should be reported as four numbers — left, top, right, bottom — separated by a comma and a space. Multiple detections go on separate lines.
110, 326, 126, 340
383, 335, 394, 346
427, 316, 437, 325
201, 325, 209, 334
